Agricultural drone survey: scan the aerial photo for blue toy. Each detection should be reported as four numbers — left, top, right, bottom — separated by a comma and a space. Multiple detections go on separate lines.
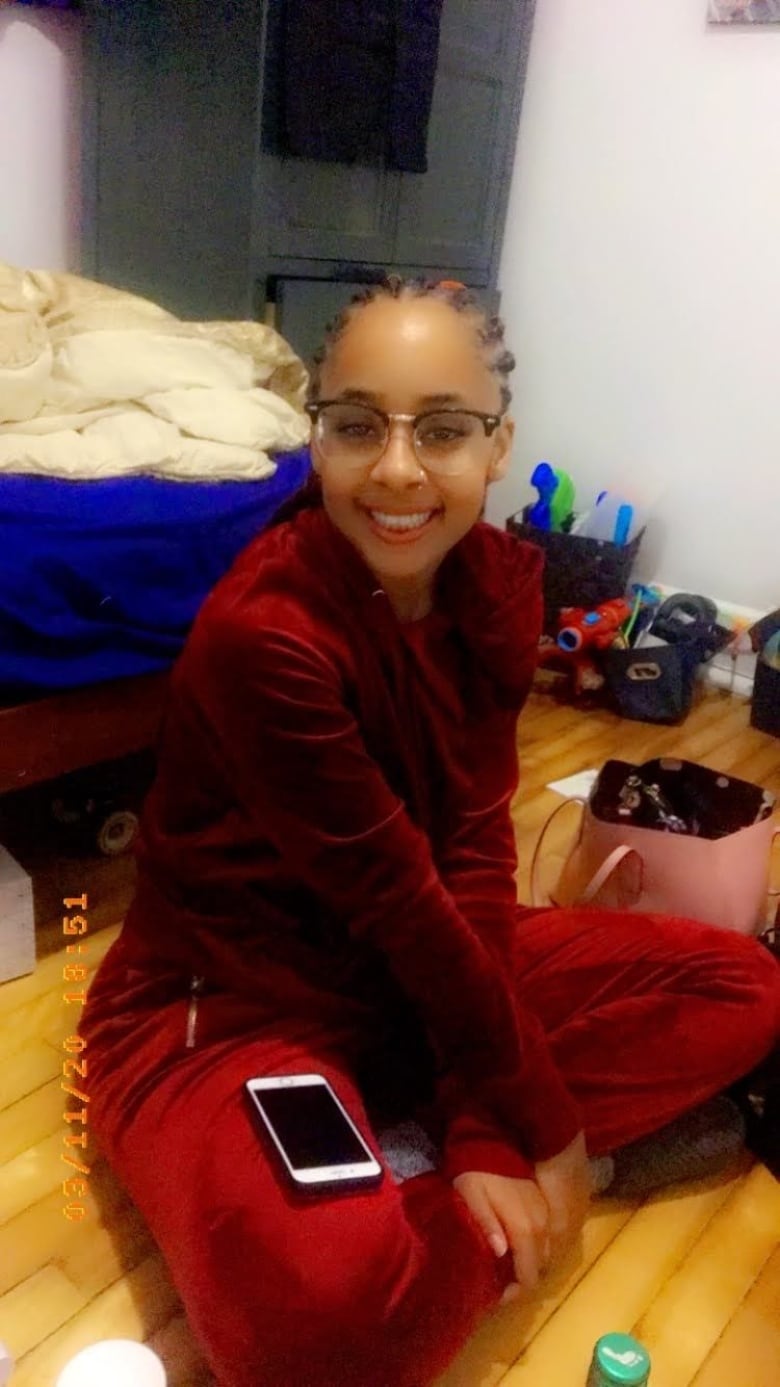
528, 462, 576, 532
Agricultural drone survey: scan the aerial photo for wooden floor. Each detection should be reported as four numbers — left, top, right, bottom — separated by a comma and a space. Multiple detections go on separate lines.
0, 684, 778, 1386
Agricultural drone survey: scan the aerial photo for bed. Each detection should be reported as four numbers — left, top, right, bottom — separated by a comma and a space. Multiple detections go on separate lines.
0, 446, 312, 797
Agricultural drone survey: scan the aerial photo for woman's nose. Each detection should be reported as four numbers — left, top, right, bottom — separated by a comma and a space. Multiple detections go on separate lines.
369, 421, 426, 487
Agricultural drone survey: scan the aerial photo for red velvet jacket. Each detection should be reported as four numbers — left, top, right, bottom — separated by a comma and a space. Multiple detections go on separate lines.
124, 500, 582, 1181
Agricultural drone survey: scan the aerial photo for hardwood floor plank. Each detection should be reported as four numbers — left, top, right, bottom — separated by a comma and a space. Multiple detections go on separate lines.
0, 1158, 141, 1298
0, 1131, 70, 1226
0, 924, 119, 1022
11, 1252, 181, 1387
2, 1041, 61, 1109
690, 1245, 780, 1387
0, 1078, 61, 1167
0, 1264, 87, 1360
434, 1197, 640, 1387
632, 1164, 780, 1387
494, 1165, 749, 1384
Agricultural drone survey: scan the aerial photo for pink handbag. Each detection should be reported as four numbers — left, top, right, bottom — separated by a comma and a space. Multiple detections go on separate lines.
531, 758, 780, 936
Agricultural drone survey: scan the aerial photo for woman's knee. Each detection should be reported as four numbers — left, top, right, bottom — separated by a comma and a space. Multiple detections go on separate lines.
696, 930, 780, 1064
200, 1180, 437, 1386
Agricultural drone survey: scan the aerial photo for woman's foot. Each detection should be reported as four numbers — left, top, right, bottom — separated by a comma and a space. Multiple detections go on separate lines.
589, 1095, 747, 1198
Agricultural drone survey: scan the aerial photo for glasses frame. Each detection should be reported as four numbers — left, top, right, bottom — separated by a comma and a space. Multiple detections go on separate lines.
304, 399, 505, 472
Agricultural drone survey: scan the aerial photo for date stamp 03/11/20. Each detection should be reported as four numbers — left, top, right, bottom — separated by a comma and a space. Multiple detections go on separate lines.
61, 892, 92, 1222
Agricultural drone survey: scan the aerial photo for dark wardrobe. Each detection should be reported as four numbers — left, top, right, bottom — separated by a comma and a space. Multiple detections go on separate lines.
81, 0, 536, 364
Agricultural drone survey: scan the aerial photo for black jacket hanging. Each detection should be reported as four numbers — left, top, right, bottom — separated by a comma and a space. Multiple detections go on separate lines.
280, 0, 444, 173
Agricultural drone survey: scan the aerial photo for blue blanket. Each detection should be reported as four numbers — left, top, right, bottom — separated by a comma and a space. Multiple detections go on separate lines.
0, 449, 311, 699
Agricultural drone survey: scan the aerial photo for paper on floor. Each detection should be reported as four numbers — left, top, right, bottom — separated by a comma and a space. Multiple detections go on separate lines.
546, 768, 599, 801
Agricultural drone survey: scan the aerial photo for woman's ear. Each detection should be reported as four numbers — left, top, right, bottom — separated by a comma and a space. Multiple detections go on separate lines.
487, 414, 514, 483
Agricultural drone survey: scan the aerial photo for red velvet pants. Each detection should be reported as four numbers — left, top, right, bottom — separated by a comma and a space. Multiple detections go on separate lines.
80, 908, 780, 1387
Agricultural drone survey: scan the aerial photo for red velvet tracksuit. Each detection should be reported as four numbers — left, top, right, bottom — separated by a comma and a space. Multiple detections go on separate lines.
80, 502, 780, 1387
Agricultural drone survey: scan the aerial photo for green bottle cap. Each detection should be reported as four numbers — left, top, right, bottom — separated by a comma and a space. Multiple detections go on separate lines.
591, 1332, 651, 1385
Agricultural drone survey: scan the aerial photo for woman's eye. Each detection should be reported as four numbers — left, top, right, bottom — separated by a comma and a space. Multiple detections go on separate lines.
337, 423, 378, 439
421, 427, 465, 445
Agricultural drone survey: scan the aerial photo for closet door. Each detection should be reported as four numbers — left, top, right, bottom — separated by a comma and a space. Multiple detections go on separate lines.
256, 1, 398, 267
272, 280, 369, 370
262, 160, 398, 266
391, 0, 535, 273
82, 0, 262, 319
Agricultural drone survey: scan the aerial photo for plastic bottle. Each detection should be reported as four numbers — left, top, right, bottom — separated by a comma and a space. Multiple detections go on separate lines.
587, 1332, 651, 1386
577, 494, 636, 545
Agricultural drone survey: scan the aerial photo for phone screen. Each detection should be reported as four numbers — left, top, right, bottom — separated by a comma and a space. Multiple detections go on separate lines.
255, 1083, 371, 1170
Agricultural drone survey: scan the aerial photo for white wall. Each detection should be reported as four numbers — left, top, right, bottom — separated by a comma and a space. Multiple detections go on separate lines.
0, 8, 81, 272
492, 0, 780, 612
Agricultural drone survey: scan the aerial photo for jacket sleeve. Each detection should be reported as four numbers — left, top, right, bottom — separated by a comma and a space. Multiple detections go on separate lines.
200, 615, 582, 1163
435, 706, 522, 977
434, 732, 561, 1180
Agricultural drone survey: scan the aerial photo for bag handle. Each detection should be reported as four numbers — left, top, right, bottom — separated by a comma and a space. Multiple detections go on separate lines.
576, 844, 644, 907
530, 797, 586, 908
769, 826, 780, 900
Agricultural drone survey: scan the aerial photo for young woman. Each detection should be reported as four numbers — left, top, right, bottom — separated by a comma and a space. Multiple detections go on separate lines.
80, 277, 780, 1387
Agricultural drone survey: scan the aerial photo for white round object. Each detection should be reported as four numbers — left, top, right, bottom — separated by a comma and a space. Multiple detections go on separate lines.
55, 1340, 166, 1387
97, 808, 139, 856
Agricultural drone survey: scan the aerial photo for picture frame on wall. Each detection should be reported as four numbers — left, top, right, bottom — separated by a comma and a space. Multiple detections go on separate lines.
708, 1, 780, 20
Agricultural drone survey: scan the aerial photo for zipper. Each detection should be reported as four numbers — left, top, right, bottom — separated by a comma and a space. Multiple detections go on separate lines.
185, 973, 205, 1049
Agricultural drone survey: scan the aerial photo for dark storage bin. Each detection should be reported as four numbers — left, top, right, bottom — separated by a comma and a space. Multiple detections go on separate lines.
751, 658, 780, 738
507, 511, 644, 633
602, 644, 699, 725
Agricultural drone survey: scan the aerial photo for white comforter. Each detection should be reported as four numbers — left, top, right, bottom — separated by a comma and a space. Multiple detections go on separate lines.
0, 262, 311, 481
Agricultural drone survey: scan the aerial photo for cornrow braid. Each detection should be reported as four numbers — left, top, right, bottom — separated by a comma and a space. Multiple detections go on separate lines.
306, 273, 515, 411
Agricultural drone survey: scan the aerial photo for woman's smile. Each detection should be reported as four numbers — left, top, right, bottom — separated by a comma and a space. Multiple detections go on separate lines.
359, 502, 444, 543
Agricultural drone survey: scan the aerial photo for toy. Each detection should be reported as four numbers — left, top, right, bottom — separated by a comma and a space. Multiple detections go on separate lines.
557, 598, 633, 654
537, 598, 633, 697
611, 583, 663, 650
527, 462, 576, 532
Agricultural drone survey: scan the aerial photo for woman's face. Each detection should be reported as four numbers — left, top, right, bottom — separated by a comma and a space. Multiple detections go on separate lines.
310, 295, 514, 604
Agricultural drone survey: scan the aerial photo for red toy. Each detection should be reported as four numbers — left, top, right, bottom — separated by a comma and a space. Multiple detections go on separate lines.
537, 598, 633, 697
557, 598, 633, 653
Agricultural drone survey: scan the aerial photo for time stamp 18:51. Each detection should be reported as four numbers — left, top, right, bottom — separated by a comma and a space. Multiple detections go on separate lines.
61, 892, 92, 1222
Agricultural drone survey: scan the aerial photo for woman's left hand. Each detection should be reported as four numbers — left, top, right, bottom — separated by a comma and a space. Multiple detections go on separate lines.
533, 1129, 592, 1266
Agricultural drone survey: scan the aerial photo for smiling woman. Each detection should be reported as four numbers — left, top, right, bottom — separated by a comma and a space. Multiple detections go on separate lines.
77, 272, 780, 1387
302, 277, 516, 621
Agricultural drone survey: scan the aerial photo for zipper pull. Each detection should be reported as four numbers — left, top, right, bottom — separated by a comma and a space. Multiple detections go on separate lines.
185, 974, 205, 1049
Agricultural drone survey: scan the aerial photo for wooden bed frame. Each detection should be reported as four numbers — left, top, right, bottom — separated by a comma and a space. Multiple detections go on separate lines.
0, 670, 170, 796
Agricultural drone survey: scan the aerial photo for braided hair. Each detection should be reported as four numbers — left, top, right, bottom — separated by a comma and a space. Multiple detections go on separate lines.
307, 273, 515, 410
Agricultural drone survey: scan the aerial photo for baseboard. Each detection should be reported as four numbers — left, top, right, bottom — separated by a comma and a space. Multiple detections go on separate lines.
698, 661, 755, 699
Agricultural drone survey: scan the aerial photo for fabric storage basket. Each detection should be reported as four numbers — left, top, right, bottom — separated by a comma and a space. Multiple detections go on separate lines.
602, 643, 699, 724
507, 510, 644, 634
751, 659, 780, 738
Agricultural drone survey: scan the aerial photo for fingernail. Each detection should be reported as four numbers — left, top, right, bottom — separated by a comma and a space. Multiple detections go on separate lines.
488, 1232, 507, 1258
501, 1283, 521, 1305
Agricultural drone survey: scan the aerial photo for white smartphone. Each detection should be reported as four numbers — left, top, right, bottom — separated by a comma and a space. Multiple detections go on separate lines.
244, 1073, 384, 1193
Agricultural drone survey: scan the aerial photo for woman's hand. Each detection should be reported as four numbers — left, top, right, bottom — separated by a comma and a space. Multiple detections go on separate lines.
452, 1131, 592, 1306
452, 1171, 551, 1303
533, 1129, 591, 1266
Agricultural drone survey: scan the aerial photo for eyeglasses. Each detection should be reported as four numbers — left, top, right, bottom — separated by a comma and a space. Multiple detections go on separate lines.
305, 400, 504, 477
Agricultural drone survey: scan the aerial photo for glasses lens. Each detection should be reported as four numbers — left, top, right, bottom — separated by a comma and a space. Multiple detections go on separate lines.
414, 412, 485, 474
316, 403, 385, 465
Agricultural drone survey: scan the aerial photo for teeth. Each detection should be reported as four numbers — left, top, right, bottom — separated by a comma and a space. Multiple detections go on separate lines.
369, 510, 435, 531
